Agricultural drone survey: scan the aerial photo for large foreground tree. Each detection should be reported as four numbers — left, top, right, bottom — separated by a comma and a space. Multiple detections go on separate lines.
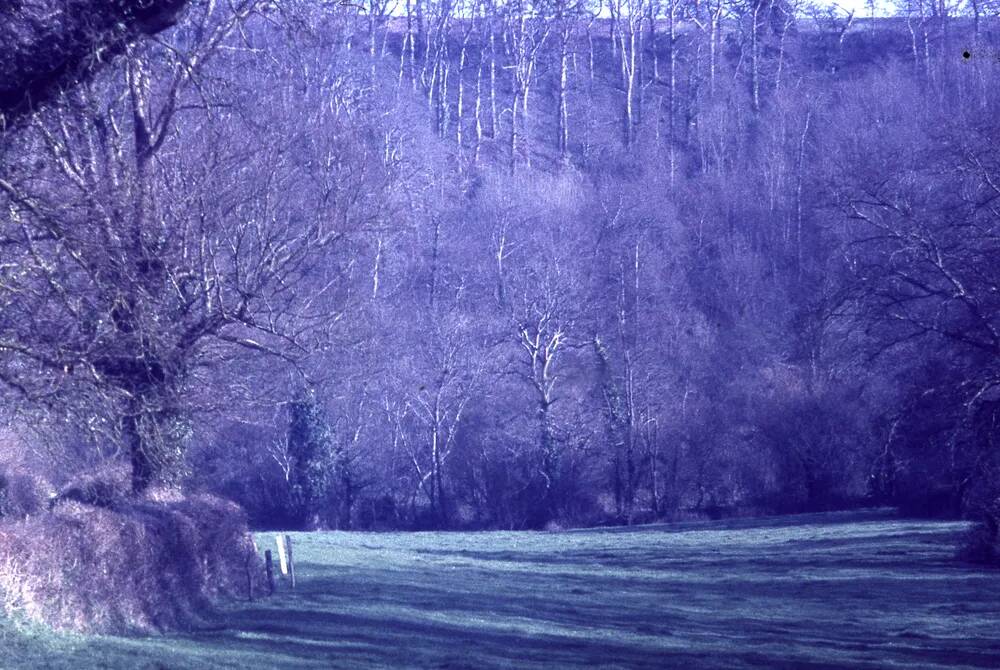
0, 0, 190, 128
0, 1, 392, 492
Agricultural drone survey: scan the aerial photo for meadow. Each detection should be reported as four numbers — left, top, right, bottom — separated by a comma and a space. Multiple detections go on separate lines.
3, 510, 998, 669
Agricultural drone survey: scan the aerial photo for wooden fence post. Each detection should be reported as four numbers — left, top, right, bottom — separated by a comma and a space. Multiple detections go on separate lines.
285, 534, 296, 588
276, 534, 289, 576
265, 549, 275, 595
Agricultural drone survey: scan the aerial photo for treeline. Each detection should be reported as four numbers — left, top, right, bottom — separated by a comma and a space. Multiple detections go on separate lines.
0, 0, 998, 538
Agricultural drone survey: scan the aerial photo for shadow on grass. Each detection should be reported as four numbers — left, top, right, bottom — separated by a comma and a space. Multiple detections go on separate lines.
187, 599, 868, 670
180, 534, 1000, 669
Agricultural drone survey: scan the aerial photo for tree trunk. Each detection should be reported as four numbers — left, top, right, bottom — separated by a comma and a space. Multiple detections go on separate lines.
668, 0, 677, 183
457, 41, 468, 147
510, 89, 520, 173
539, 399, 558, 525
709, 5, 719, 95
490, 26, 498, 138
751, 2, 761, 112
126, 404, 154, 494
475, 55, 484, 162
558, 26, 570, 161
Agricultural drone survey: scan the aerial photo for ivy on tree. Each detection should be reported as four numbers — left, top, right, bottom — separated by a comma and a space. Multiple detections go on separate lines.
287, 388, 334, 529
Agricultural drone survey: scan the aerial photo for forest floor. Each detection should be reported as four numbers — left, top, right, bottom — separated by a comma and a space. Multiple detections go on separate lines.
2, 510, 999, 669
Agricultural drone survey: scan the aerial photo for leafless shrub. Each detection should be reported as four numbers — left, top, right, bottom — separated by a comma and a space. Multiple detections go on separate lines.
169, 495, 260, 599
0, 466, 53, 521
0, 494, 260, 633
48, 462, 131, 511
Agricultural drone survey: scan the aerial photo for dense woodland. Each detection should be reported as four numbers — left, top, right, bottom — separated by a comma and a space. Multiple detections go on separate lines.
1, 0, 999, 541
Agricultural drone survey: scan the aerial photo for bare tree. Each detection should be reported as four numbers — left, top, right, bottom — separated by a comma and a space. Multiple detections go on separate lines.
0, 2, 393, 492
503, 0, 550, 171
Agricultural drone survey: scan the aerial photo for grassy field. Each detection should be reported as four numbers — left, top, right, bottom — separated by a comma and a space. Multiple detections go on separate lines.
2, 510, 999, 669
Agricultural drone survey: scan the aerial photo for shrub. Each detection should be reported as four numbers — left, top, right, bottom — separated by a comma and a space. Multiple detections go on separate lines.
0, 466, 53, 521
49, 462, 131, 511
0, 494, 261, 633
170, 494, 260, 599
